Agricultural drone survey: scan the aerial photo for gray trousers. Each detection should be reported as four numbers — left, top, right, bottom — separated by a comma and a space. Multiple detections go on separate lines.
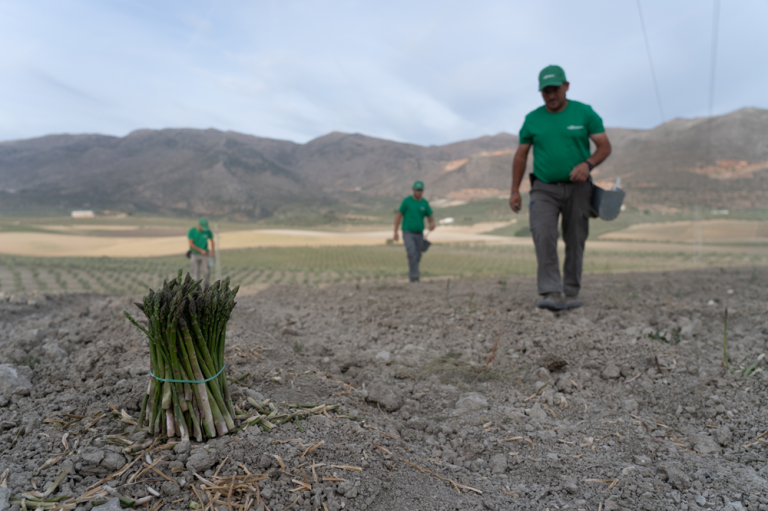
402, 231, 423, 281
529, 179, 591, 297
190, 253, 210, 288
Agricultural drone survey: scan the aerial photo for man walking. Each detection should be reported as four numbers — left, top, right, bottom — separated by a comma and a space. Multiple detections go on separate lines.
188, 218, 215, 288
394, 180, 435, 282
509, 65, 612, 310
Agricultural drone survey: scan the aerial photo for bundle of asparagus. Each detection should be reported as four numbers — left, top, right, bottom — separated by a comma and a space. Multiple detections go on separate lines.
125, 271, 239, 442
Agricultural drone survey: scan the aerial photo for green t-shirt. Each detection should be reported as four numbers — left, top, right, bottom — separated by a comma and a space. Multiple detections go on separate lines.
188, 227, 213, 254
519, 100, 605, 183
399, 196, 433, 233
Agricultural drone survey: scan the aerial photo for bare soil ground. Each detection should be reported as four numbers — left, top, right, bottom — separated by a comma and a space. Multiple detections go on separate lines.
1, 267, 768, 511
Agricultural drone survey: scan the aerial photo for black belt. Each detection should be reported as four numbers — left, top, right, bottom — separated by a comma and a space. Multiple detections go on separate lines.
530, 174, 588, 186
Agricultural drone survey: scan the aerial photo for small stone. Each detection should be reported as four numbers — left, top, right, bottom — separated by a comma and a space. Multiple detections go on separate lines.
101, 451, 126, 471
186, 448, 218, 472
0, 365, 33, 396
92, 498, 122, 511
623, 399, 639, 412
633, 455, 651, 466
527, 403, 548, 421
561, 478, 578, 494
482, 498, 498, 511
406, 417, 427, 431
716, 426, 732, 447
366, 384, 403, 412
336, 481, 354, 496
258, 453, 273, 469
174, 441, 191, 455
665, 466, 691, 490
723, 502, 746, 511
0, 487, 11, 511
374, 351, 392, 363
61, 460, 76, 475
601, 363, 621, 380
243, 389, 265, 402
8, 294, 28, 305
454, 393, 489, 414
529, 367, 550, 383
43, 343, 68, 362
81, 448, 105, 465
161, 481, 181, 496
693, 434, 721, 455
489, 454, 507, 474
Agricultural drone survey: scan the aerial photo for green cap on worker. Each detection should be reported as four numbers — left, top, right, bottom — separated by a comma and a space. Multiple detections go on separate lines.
538, 65, 567, 90
413, 180, 424, 190
199, 218, 209, 227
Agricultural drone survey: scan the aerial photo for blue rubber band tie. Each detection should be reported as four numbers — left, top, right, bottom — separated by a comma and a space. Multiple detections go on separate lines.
149, 364, 225, 383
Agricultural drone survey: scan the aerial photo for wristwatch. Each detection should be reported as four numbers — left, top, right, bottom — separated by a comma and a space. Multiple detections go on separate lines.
585, 160, 594, 171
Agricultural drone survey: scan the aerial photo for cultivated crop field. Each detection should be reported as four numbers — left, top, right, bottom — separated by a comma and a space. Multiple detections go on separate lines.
2, 265, 768, 511
1, 243, 767, 296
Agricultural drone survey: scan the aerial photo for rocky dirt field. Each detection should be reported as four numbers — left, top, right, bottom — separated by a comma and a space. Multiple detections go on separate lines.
1, 266, 767, 511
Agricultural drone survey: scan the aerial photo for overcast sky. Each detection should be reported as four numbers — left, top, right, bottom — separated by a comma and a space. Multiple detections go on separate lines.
1, 0, 766, 146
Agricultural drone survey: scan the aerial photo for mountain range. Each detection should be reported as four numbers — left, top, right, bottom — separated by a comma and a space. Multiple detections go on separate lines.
1, 107, 766, 218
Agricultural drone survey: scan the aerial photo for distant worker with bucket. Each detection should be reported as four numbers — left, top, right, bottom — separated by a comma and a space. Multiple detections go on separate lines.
188, 218, 215, 288
509, 65, 612, 310
394, 180, 435, 283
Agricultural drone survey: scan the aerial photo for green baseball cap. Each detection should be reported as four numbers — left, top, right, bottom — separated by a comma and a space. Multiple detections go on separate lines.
199, 218, 209, 227
412, 180, 424, 190
538, 65, 567, 90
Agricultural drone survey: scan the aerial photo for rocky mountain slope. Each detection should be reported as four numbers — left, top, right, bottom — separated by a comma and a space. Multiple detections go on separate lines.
1, 108, 766, 217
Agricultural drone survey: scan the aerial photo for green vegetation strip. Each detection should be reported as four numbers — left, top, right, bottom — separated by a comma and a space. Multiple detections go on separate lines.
0, 243, 767, 295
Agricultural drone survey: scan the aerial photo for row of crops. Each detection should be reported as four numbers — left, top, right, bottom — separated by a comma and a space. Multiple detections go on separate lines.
1, 244, 767, 295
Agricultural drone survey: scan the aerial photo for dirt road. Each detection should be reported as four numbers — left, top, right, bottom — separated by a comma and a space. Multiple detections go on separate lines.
0, 267, 767, 510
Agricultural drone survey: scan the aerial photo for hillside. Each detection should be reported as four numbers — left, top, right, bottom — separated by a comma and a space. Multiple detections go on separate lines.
0, 107, 766, 217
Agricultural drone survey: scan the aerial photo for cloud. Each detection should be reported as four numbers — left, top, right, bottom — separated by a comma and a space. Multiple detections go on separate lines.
0, 0, 767, 144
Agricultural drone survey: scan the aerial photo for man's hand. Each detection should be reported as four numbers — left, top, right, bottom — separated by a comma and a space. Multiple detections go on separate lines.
393, 231, 399, 242
428, 217, 435, 231
569, 162, 590, 183
509, 191, 522, 212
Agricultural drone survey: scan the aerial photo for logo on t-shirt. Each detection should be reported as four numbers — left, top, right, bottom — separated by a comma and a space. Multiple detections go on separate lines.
567, 125, 584, 130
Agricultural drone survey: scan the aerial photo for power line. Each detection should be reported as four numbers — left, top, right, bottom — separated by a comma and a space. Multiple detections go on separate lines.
635, 0, 666, 124
708, 0, 721, 119
707, 0, 721, 161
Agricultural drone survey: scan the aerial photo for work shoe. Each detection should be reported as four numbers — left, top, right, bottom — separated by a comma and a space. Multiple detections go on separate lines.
536, 293, 562, 311
561, 295, 583, 310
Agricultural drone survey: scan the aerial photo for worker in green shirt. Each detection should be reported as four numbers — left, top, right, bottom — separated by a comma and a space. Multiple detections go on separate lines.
188, 218, 215, 288
509, 65, 612, 311
394, 180, 435, 282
